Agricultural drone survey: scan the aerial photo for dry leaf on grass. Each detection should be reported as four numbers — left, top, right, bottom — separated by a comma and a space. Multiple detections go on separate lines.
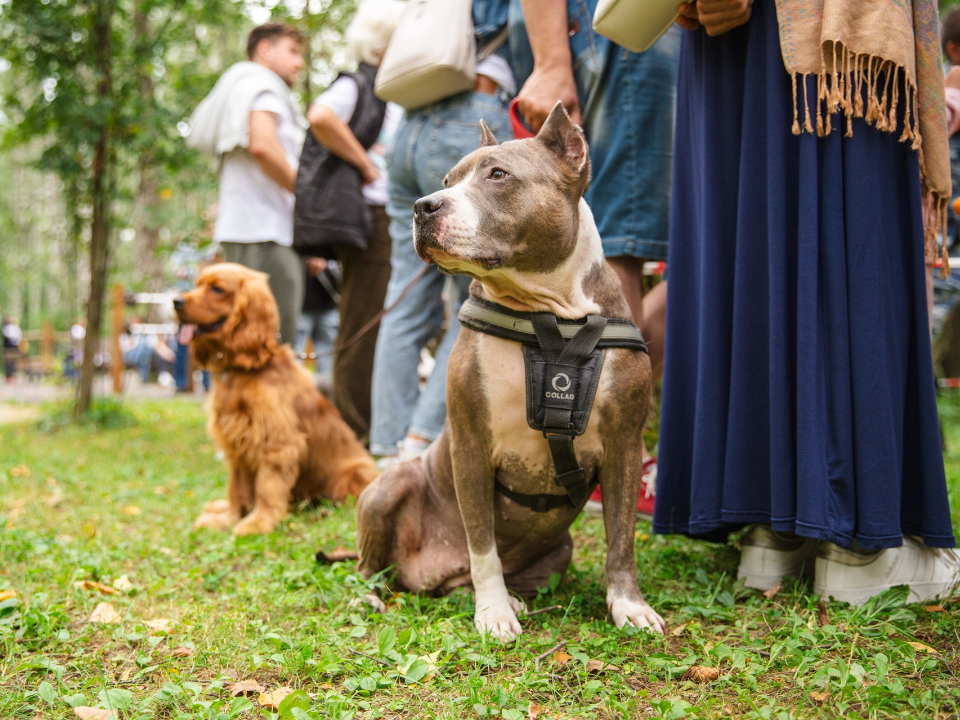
585, 658, 620, 673
552, 651, 573, 665
318, 683, 333, 690
809, 691, 829, 704
228, 679, 265, 696
74, 709, 115, 720
258, 687, 294, 709
0, 589, 16, 602
45, 488, 63, 507
111, 575, 134, 592
682, 665, 720, 683
87, 602, 122, 624
670, 622, 688, 636
907, 641, 937, 654
171, 646, 194, 657
925, 605, 945, 613
528, 702, 542, 719
145, 618, 173, 634
9, 465, 30, 477
123, 505, 141, 516
315, 546, 359, 565
762, 583, 781, 599
816, 599, 831, 627
74, 581, 119, 596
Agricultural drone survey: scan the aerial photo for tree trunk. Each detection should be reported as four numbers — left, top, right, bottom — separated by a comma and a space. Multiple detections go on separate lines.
78, 0, 114, 416
64, 178, 84, 325
134, 4, 164, 321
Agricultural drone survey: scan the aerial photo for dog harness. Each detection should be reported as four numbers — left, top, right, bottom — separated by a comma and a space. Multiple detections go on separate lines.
458, 296, 647, 513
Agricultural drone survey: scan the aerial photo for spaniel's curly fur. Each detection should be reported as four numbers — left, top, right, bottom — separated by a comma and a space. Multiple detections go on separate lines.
175, 263, 378, 535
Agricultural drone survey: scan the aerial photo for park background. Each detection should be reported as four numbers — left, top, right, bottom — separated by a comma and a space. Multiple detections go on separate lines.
1, 0, 960, 718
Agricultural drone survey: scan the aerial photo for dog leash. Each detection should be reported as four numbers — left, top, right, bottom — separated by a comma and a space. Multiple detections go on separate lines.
311, 264, 429, 360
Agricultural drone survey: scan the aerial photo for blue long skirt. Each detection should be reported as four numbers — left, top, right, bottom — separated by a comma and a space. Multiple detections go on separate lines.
653, 0, 956, 549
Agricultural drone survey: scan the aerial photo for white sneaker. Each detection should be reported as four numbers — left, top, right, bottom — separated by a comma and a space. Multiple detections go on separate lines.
737, 525, 818, 591
814, 537, 960, 606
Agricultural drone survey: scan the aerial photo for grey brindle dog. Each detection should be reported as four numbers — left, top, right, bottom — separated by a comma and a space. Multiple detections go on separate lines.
356, 103, 664, 640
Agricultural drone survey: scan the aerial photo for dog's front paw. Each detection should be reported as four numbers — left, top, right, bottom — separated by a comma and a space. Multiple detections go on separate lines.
203, 499, 232, 514
474, 594, 523, 641
193, 511, 238, 531
608, 595, 665, 634
232, 511, 281, 536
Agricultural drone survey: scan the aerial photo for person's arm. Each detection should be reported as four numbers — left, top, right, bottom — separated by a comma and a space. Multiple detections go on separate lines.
306, 104, 380, 184
248, 110, 297, 192
946, 67, 960, 137
515, 0, 582, 132
676, 0, 753, 36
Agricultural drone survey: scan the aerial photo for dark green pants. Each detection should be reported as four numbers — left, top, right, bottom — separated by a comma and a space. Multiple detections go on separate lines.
220, 241, 304, 346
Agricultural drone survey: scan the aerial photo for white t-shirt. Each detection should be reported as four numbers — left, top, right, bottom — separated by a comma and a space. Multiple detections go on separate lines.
312, 77, 402, 207
214, 91, 306, 246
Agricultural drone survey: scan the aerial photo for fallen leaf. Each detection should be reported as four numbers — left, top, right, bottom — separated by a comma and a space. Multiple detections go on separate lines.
171, 646, 194, 657
552, 651, 573, 665
258, 687, 294, 709
670, 622, 688, 637
87, 602, 122, 624
318, 683, 333, 690
0, 589, 16, 602
528, 702, 542, 719
44, 488, 63, 507
81, 522, 97, 540
809, 691, 829, 705
123, 505, 141, 516
907, 641, 937, 654
722, 705, 735, 715
228, 679, 265, 696
585, 658, 620, 673
74, 709, 115, 720
682, 665, 720, 684
315, 546, 359, 564
816, 599, 831, 627
10, 465, 30, 477
364, 593, 387, 613
806, 613, 817, 630
74, 580, 119, 596
111, 575, 134, 592
925, 605, 945, 613
145, 618, 173, 634
762, 583, 781, 599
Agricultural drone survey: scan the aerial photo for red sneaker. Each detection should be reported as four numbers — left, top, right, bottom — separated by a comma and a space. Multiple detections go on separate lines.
583, 456, 657, 521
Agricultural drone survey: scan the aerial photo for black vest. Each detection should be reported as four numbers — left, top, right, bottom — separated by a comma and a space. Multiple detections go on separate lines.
293, 63, 387, 258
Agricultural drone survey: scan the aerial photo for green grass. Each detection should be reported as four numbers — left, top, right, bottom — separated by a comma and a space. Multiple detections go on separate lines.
1, 396, 960, 719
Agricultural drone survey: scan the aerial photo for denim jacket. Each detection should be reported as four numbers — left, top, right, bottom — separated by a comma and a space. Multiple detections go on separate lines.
474, 0, 511, 52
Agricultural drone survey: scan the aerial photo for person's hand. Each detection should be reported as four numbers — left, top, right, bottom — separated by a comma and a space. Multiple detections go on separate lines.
361, 162, 381, 185
676, 0, 753, 36
306, 257, 327, 275
516, 64, 583, 133
947, 66, 960, 92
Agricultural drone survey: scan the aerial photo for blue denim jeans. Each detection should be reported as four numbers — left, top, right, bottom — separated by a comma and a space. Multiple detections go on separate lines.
295, 309, 339, 375
508, 0, 680, 260
369, 91, 512, 456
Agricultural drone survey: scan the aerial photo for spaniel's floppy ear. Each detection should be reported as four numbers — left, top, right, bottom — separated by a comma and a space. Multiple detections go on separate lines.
223, 274, 280, 370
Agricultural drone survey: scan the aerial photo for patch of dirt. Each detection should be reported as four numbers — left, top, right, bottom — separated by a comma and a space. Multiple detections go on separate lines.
0, 405, 39, 425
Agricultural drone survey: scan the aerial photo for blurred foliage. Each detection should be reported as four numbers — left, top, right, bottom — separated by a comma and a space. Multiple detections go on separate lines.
0, 0, 357, 332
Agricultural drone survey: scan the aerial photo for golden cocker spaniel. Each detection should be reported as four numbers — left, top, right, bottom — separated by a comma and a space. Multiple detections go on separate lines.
174, 262, 378, 535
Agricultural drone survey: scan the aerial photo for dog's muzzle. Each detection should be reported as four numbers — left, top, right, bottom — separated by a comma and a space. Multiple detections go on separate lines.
194, 317, 228, 336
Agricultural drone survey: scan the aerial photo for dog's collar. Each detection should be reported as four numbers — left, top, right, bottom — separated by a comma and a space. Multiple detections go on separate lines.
458, 296, 647, 353
194, 317, 228, 336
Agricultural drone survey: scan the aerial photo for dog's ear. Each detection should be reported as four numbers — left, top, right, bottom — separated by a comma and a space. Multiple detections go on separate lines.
223, 275, 279, 370
479, 119, 498, 147
536, 101, 588, 180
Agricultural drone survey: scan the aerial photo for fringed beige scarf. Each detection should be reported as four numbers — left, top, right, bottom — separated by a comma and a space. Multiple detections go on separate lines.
775, 0, 952, 275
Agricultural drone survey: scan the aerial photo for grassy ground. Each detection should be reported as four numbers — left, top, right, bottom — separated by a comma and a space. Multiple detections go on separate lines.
2, 396, 960, 719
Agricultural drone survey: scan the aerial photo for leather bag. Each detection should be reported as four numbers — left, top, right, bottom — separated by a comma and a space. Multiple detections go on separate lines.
374, 0, 477, 111
592, 0, 684, 54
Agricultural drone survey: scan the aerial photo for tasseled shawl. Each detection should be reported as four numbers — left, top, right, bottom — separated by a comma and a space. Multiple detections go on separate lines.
775, 0, 952, 274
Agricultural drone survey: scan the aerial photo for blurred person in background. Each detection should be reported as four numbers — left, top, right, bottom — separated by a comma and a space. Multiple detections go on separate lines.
3, 316, 23, 384
187, 23, 308, 345
368, 0, 516, 462
295, 258, 341, 394
305, 0, 405, 444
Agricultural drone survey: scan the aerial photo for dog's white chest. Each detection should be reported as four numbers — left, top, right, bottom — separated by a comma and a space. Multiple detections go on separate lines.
475, 333, 605, 483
